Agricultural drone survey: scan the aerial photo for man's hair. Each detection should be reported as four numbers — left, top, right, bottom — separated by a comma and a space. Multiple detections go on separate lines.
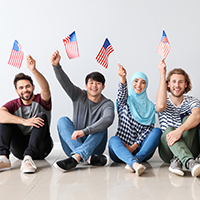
14, 73, 34, 89
85, 72, 105, 85
166, 68, 192, 93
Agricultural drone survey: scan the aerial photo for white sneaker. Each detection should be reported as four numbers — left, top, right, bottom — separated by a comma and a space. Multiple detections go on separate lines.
135, 164, 146, 176
0, 159, 11, 171
125, 164, 135, 173
20, 156, 37, 173
187, 159, 200, 177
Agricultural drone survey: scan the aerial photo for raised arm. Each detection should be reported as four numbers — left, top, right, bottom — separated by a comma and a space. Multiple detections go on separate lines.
117, 63, 127, 84
50, 50, 61, 67
50, 50, 83, 101
156, 58, 167, 112
116, 64, 129, 113
26, 55, 51, 104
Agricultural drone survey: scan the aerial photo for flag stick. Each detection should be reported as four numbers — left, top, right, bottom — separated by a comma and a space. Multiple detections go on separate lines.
58, 43, 64, 51
114, 51, 120, 63
22, 47, 28, 56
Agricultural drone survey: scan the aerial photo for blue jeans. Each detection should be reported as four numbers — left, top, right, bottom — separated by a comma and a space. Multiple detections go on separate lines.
108, 128, 162, 168
57, 117, 107, 162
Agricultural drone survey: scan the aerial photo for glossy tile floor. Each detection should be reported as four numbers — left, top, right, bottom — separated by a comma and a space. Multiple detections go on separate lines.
1, 149, 200, 200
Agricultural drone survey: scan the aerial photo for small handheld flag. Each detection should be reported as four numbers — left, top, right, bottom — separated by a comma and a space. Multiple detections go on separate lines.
96, 38, 114, 68
8, 40, 24, 69
157, 30, 171, 58
63, 31, 79, 59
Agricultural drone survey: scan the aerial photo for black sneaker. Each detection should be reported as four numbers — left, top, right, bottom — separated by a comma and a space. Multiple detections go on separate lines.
53, 157, 78, 172
88, 154, 109, 166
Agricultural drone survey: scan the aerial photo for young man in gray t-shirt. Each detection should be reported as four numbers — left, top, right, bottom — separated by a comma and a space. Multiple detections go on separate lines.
51, 50, 115, 172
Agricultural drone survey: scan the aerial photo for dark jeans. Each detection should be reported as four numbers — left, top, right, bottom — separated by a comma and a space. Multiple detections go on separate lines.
0, 112, 53, 160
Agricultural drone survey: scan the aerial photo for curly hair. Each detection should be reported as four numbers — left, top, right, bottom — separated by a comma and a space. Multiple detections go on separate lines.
166, 68, 192, 93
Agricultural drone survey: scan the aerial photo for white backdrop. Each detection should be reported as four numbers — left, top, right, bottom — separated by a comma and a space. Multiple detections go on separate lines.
1, 0, 200, 148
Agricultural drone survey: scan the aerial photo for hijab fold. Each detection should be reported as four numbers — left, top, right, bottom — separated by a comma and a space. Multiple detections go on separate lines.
127, 72, 155, 125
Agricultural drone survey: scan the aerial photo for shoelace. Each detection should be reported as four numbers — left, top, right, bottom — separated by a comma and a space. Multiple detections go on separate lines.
23, 158, 37, 169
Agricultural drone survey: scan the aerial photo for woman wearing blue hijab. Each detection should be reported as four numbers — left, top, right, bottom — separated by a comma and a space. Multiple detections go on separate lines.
108, 64, 162, 176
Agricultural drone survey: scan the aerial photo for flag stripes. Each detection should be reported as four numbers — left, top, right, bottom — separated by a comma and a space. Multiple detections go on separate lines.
96, 38, 114, 68
157, 42, 170, 58
157, 30, 171, 58
8, 40, 24, 69
63, 31, 79, 59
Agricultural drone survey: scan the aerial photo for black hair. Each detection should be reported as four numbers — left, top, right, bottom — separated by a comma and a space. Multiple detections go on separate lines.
85, 72, 105, 85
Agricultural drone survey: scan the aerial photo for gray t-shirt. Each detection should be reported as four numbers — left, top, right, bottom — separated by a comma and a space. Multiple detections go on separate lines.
3, 94, 51, 135
53, 64, 115, 135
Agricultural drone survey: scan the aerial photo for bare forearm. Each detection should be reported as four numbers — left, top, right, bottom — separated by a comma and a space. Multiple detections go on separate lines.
156, 73, 167, 112
31, 68, 51, 103
120, 77, 126, 85
178, 108, 200, 134
0, 109, 25, 124
31, 69, 49, 92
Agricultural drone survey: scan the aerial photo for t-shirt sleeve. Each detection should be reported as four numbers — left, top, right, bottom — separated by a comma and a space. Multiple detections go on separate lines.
189, 96, 200, 111
2, 99, 20, 114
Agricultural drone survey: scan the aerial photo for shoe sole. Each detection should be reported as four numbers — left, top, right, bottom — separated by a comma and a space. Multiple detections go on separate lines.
136, 164, 146, 176
0, 167, 11, 172
104, 154, 110, 166
53, 162, 67, 172
125, 164, 135, 173
22, 169, 35, 173
169, 166, 184, 176
191, 165, 200, 177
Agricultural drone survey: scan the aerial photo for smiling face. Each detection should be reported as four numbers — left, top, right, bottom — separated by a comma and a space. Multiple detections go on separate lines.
85, 78, 105, 101
132, 78, 146, 94
15, 79, 35, 104
167, 74, 187, 98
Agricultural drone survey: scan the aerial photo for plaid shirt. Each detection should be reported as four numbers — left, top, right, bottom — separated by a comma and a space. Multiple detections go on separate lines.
116, 82, 154, 146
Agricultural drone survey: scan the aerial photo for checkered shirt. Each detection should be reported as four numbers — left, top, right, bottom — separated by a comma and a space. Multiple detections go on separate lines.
116, 82, 154, 146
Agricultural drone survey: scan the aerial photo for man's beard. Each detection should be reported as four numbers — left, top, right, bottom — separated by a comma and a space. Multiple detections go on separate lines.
20, 91, 33, 101
170, 88, 185, 98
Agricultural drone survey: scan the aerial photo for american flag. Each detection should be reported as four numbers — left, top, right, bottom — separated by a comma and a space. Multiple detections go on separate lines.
157, 30, 171, 58
96, 38, 114, 68
63, 31, 79, 59
8, 40, 24, 69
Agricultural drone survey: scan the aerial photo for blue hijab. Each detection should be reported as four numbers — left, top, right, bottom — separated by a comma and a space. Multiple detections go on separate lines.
127, 72, 155, 125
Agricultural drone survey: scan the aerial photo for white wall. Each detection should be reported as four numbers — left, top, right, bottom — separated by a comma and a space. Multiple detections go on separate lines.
1, 0, 200, 147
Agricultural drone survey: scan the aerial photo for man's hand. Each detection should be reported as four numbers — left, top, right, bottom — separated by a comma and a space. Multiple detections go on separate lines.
158, 58, 167, 76
166, 129, 182, 146
71, 130, 84, 141
51, 50, 61, 67
123, 142, 139, 153
26, 55, 36, 72
22, 115, 44, 128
